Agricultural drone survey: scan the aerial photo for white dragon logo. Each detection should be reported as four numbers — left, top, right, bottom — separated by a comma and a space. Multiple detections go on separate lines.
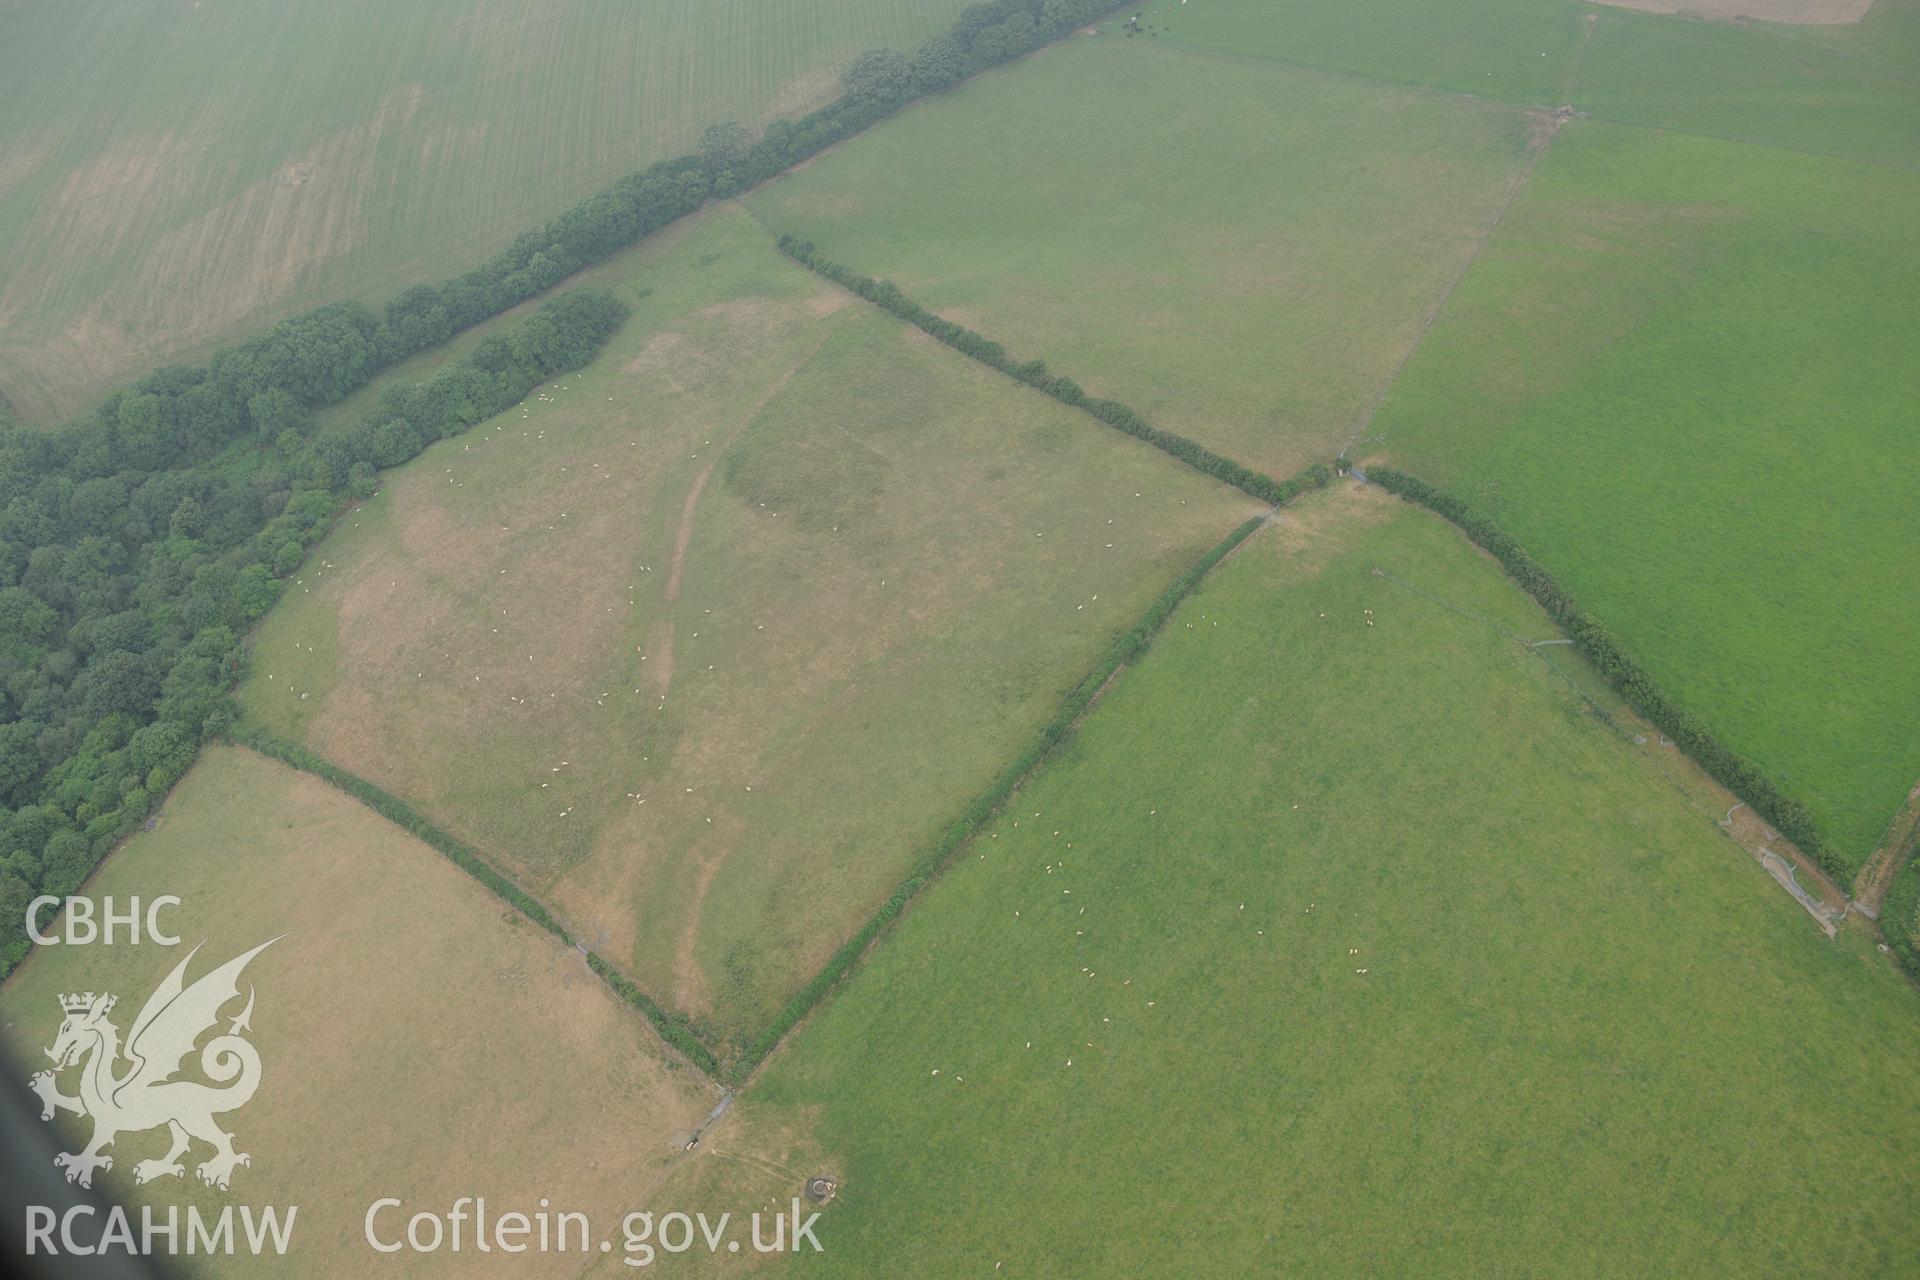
28, 937, 280, 1192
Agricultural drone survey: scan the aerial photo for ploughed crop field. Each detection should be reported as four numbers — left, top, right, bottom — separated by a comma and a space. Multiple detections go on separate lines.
744, 32, 1544, 479
0, 0, 976, 424
1361, 120, 1920, 872
0, 745, 717, 1279
237, 206, 1262, 1053
655, 487, 1920, 1277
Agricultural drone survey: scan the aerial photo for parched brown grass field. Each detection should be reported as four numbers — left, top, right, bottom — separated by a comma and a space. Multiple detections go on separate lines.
238, 206, 1263, 1048
0, 745, 717, 1279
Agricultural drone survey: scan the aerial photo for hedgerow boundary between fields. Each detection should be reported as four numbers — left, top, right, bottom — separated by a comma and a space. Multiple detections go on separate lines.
1860, 786, 1920, 972
230, 229, 1900, 1091
225, 500, 1294, 1086
0, 288, 630, 975
1884, 860, 1920, 975
772, 236, 1333, 508
22, 0, 1912, 1059
253, 32, 1920, 1075
768, 244, 1889, 933
0, 0, 1131, 972
226, 725, 724, 1079
732, 509, 1282, 1081
1358, 467, 1847, 881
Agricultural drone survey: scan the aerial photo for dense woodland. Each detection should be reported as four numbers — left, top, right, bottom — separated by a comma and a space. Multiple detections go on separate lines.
0, 0, 1121, 968
0, 289, 628, 967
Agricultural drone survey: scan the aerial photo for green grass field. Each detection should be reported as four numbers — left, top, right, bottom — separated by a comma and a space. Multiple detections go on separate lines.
0, 745, 716, 1279
1139, 0, 1588, 104
1361, 120, 1920, 870
658, 487, 1920, 1276
1135, 0, 1920, 168
8, 2, 1919, 1270
1574, 4, 1920, 169
744, 33, 1542, 478
0, 0, 975, 424
238, 206, 1262, 1051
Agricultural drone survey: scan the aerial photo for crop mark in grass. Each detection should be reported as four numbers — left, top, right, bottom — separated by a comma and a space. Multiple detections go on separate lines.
684, 492, 1920, 1275
1342, 101, 1580, 458
653, 337, 829, 701
1368, 564, 1532, 647
773, 234, 1334, 507
248, 211, 1261, 1045
671, 814, 747, 1018
752, 43, 1548, 478
1558, 10, 1600, 106
1062, 494, 1361, 735
1342, 12, 1600, 461
1364, 128, 1920, 862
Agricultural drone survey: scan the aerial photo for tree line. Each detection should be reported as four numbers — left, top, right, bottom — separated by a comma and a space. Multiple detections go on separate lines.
361, 0, 1122, 346
0, 290, 626, 970
1885, 857, 1920, 975
236, 725, 720, 1075
736, 515, 1267, 1081
775, 235, 1335, 506
0, 0, 1122, 971
1361, 465, 1846, 878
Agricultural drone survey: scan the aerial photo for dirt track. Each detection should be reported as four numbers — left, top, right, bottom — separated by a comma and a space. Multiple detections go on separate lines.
649, 344, 822, 699
1852, 778, 1920, 913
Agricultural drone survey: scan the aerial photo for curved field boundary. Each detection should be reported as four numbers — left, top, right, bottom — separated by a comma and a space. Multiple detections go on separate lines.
228, 725, 724, 1080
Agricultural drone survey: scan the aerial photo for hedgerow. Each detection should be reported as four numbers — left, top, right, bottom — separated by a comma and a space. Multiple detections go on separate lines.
0, 0, 1124, 972
0, 292, 628, 973
1362, 465, 1846, 879
586, 953, 722, 1078
1884, 864, 1920, 968
774, 236, 1331, 506
229, 725, 569, 940
734, 512, 1276, 1080
232, 725, 724, 1076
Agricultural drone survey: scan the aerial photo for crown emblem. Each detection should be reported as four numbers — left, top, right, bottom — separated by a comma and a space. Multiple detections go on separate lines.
59, 992, 113, 1015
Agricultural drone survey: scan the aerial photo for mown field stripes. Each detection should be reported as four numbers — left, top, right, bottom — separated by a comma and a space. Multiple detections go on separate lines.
0, 0, 984, 422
